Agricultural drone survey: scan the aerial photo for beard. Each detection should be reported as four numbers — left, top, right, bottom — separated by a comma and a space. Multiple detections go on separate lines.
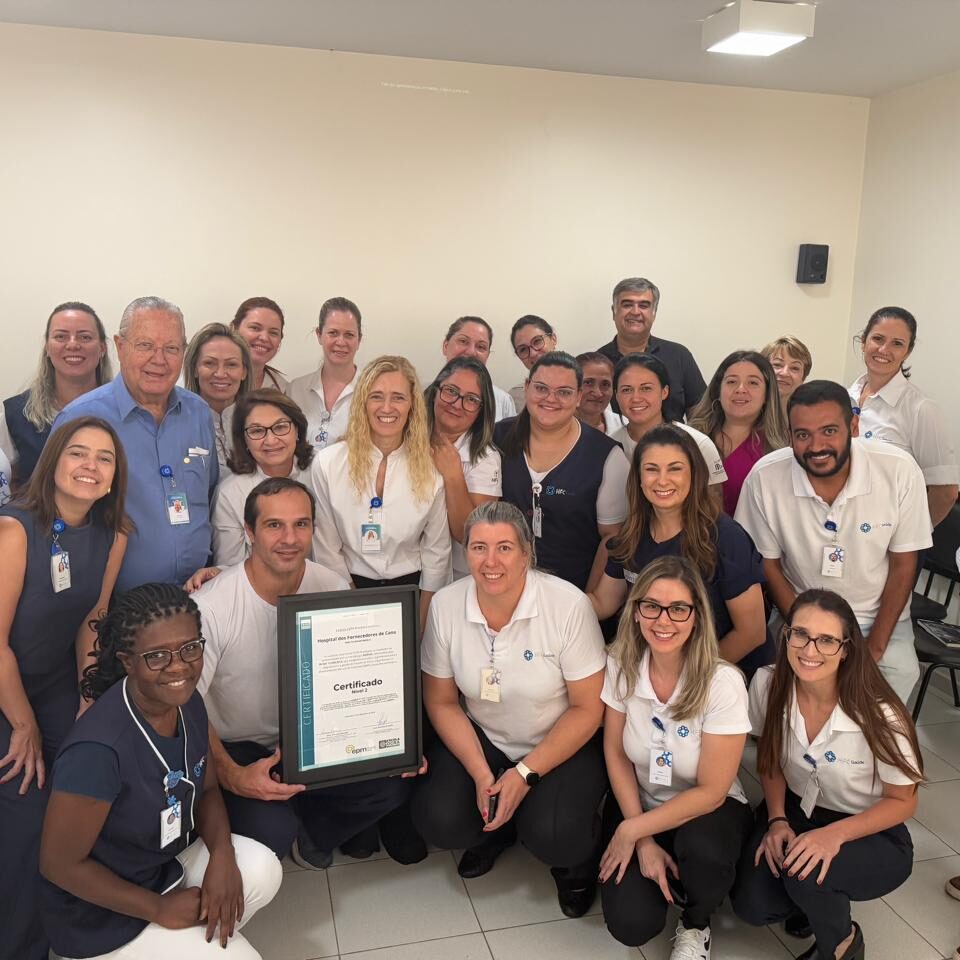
795, 434, 853, 478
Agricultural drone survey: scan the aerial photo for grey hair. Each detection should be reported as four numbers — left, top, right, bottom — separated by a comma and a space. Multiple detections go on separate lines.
612, 277, 660, 310
463, 500, 537, 567
118, 296, 186, 339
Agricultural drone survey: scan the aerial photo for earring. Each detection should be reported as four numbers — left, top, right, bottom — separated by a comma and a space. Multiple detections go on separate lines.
107, 487, 112, 494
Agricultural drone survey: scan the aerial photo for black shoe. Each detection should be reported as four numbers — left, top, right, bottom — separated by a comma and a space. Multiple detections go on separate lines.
551, 869, 597, 918
785, 911, 813, 939
339, 824, 381, 860
379, 805, 428, 865
290, 828, 333, 870
797, 922, 863, 960
457, 833, 514, 878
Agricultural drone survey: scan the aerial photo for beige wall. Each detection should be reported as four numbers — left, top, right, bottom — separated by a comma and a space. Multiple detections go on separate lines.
0, 23, 869, 399
847, 68, 960, 456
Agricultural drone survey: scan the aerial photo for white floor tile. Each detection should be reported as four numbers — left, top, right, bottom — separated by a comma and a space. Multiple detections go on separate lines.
915, 780, 960, 851
768, 922, 812, 958
341, 933, 493, 959
908, 817, 957, 861
485, 916, 637, 960
328, 851, 479, 953
851, 897, 941, 960
919, 724, 960, 773
637, 906, 792, 959
242, 868, 338, 960
882, 853, 960, 959
914, 690, 960, 726
917, 743, 960, 783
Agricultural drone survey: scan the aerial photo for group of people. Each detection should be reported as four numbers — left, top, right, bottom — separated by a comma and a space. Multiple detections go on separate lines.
0, 280, 957, 960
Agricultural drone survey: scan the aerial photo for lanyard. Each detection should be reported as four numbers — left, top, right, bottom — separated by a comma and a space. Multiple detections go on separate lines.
651, 715, 667, 747
51, 517, 66, 555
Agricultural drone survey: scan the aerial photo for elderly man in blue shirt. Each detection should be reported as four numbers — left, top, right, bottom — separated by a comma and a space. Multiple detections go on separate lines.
53, 296, 218, 590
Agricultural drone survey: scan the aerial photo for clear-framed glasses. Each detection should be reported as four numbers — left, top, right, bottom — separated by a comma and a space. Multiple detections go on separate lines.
515, 334, 549, 360
438, 383, 482, 413
636, 599, 695, 622
138, 638, 206, 671
244, 419, 294, 440
785, 626, 847, 656
528, 381, 578, 403
129, 339, 184, 359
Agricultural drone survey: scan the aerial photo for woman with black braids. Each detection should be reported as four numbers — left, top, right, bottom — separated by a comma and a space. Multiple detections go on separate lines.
38, 583, 282, 959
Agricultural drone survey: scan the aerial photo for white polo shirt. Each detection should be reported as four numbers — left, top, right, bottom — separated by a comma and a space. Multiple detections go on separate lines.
262, 367, 289, 394
210, 463, 315, 567
451, 432, 502, 580
602, 653, 749, 809
748, 666, 919, 814
288, 365, 358, 452
735, 440, 932, 623
611, 422, 728, 486
493, 384, 517, 423
421, 569, 606, 760
211, 404, 234, 474
196, 560, 350, 748
310, 440, 452, 591
848, 371, 958, 486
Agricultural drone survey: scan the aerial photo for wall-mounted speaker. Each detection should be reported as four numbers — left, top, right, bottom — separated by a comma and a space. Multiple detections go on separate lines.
797, 243, 828, 284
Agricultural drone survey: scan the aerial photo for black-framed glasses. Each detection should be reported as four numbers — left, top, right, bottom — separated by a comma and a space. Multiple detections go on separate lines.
515, 334, 549, 360
137, 638, 206, 671
438, 383, 482, 413
636, 599, 695, 622
244, 419, 294, 440
785, 626, 847, 656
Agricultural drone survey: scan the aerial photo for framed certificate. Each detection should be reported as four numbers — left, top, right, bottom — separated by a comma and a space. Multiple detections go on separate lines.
277, 585, 422, 788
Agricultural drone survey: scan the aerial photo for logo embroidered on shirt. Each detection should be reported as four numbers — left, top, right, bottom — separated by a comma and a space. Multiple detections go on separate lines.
523, 649, 534, 662
825, 751, 837, 763
860, 522, 872, 533
677, 725, 690, 738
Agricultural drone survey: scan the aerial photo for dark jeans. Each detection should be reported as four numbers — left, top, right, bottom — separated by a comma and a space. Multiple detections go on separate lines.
411, 722, 607, 875
220, 739, 410, 858
732, 792, 913, 958
600, 791, 753, 947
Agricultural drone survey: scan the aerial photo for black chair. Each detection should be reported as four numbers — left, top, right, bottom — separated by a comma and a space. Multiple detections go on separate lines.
911, 503, 960, 722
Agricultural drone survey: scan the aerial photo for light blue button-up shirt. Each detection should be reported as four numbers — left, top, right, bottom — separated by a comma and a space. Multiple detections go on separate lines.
53, 376, 219, 591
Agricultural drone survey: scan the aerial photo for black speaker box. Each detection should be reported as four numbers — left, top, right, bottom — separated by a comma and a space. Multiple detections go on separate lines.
797, 243, 828, 284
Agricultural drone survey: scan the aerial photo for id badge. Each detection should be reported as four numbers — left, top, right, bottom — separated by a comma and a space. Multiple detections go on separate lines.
160, 800, 183, 847
166, 493, 191, 525
800, 773, 820, 817
480, 667, 501, 703
821, 545, 844, 578
649, 748, 673, 786
50, 550, 71, 593
361, 523, 383, 554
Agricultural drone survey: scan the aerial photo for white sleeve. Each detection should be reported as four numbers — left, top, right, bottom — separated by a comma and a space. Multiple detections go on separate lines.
419, 484, 454, 592
701, 665, 751, 735
734, 471, 783, 559
495, 389, 517, 422
889, 456, 934, 553
557, 592, 607, 682
911, 396, 959, 486
695, 433, 728, 485
195, 594, 225, 698
0, 408, 18, 466
876, 705, 921, 786
211, 482, 248, 567
420, 597, 454, 679
464, 447, 502, 497
309, 456, 353, 583
600, 657, 627, 713
596, 446, 630, 525
746, 667, 773, 737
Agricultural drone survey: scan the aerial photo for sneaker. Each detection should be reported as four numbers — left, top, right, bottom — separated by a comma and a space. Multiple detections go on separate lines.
290, 830, 332, 870
946, 876, 960, 901
669, 921, 711, 960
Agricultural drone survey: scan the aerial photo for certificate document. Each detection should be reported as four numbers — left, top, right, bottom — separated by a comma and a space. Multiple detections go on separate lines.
296, 601, 406, 770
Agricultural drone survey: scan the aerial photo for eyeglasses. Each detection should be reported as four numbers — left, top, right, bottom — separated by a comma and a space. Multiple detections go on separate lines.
785, 626, 847, 656
528, 381, 578, 403
636, 599, 695, 622
129, 339, 184, 359
244, 419, 294, 440
515, 335, 550, 360
438, 383, 482, 413
137, 638, 206, 671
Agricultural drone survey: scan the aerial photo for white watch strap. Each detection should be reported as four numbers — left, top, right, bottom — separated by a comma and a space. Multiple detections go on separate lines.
515, 761, 533, 782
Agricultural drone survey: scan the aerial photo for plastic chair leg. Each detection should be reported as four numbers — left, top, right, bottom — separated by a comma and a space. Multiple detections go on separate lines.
913, 666, 937, 722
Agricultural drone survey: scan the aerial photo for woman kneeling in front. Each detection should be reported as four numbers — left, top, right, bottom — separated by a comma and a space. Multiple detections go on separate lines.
600, 555, 751, 960
412, 501, 608, 917
732, 590, 922, 960
39, 584, 282, 959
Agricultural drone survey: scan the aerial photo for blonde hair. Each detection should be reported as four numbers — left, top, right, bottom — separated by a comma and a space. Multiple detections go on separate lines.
345, 356, 436, 502
760, 336, 813, 379
608, 556, 722, 722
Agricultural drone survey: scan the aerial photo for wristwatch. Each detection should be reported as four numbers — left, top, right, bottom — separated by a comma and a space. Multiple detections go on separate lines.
515, 761, 540, 786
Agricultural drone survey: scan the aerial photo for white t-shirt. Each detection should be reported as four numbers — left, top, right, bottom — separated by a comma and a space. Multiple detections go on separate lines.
210, 463, 315, 566
0, 445, 11, 507
451, 431, 502, 579
310, 440, 452, 591
735, 440, 932, 623
493, 384, 517, 423
602, 653, 750, 809
748, 666, 919, 814
603, 408, 628, 434
611, 422, 727, 486
288, 365, 358, 452
421, 569, 606, 760
849, 371, 958, 486
195, 560, 350, 747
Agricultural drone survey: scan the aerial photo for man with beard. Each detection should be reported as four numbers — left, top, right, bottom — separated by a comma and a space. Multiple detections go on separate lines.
735, 380, 931, 703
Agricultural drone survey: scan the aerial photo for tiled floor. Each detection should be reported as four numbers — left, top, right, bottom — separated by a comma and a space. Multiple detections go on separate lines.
242, 684, 960, 960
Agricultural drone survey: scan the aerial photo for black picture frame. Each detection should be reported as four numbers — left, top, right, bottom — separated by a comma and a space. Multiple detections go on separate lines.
277, 584, 422, 789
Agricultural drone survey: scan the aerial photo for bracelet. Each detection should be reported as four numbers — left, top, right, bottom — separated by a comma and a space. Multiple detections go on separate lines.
767, 816, 789, 828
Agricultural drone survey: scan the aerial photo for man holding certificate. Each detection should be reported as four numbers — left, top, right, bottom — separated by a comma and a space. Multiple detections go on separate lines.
192, 476, 410, 869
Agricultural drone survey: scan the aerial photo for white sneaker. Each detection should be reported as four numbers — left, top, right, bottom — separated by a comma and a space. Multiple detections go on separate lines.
669, 921, 711, 960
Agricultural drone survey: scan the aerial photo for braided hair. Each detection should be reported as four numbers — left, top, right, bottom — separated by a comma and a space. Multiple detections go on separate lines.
81, 583, 202, 701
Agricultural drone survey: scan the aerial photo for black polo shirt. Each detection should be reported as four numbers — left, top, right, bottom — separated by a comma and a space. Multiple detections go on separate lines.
598, 334, 707, 422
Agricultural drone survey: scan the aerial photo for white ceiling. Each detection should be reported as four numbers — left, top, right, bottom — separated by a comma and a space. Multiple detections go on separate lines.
1, 0, 958, 97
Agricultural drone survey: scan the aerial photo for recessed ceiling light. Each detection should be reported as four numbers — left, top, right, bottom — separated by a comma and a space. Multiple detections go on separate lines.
703, 0, 816, 57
